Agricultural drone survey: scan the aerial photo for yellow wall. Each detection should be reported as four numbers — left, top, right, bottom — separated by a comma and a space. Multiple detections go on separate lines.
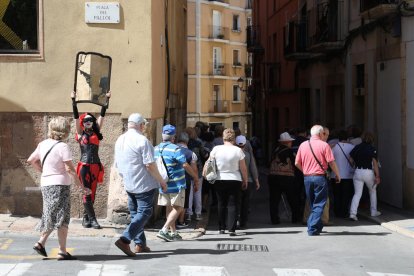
0, 0, 156, 119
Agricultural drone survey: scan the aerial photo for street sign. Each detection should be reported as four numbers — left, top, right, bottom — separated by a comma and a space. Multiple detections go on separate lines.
85, 2, 120, 24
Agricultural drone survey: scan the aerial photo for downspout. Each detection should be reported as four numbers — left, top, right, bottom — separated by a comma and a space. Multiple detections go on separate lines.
164, 0, 171, 124
196, 0, 201, 116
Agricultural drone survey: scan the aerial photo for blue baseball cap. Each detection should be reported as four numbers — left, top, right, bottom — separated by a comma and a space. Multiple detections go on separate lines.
162, 124, 176, 135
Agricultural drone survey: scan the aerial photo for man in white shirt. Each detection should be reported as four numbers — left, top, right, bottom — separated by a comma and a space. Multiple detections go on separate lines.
114, 113, 167, 257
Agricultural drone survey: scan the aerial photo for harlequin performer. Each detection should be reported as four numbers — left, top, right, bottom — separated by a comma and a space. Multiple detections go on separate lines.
71, 91, 111, 229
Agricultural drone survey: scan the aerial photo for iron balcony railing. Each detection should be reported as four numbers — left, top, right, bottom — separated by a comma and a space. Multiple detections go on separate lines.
210, 62, 229, 76
209, 100, 230, 113
209, 25, 230, 40
246, 25, 264, 53
360, 0, 399, 13
283, 20, 308, 56
308, 1, 345, 48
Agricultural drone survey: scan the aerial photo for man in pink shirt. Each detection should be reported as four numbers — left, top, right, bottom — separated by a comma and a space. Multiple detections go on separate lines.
295, 125, 340, 236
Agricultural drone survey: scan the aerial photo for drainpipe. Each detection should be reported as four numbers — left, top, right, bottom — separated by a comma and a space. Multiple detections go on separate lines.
196, 0, 201, 115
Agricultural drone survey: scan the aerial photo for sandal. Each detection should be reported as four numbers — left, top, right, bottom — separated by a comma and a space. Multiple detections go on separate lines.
57, 252, 77, 261
33, 242, 47, 257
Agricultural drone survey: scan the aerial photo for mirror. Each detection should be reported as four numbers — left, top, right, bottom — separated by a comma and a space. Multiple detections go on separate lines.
73, 52, 112, 107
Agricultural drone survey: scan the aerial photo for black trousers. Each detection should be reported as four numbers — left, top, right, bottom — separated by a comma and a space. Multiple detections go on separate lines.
332, 178, 354, 218
215, 180, 242, 232
268, 175, 300, 223
239, 182, 253, 226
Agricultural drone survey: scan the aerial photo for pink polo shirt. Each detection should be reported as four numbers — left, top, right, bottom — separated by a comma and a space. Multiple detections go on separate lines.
295, 136, 335, 175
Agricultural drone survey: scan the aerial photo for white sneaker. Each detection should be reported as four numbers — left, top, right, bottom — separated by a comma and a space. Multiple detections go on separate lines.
371, 211, 382, 217
349, 214, 358, 221
195, 214, 202, 221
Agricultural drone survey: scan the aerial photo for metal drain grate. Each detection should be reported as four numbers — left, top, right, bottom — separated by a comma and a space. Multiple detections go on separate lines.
216, 243, 269, 252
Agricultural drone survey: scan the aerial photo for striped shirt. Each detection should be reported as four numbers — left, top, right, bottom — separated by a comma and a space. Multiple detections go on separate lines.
154, 142, 187, 194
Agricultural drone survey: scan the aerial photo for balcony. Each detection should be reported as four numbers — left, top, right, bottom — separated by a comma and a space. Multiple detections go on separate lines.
209, 62, 229, 76
209, 25, 230, 40
360, 0, 399, 20
308, 1, 345, 53
283, 21, 313, 60
209, 100, 229, 113
246, 25, 264, 54
207, 0, 229, 7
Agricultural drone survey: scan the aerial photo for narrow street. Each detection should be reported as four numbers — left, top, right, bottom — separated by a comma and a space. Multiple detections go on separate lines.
1, 173, 414, 275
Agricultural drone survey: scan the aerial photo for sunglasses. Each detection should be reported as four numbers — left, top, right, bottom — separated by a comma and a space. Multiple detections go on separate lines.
83, 118, 94, 123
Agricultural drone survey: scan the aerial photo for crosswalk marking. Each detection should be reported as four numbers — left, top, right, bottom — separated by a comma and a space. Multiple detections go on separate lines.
78, 264, 130, 276
0, 263, 32, 276
179, 265, 230, 276
273, 268, 325, 276
0, 238, 13, 250
367, 273, 414, 276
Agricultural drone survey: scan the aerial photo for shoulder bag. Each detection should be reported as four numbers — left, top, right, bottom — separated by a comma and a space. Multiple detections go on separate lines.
203, 153, 218, 184
156, 144, 172, 182
41, 141, 62, 167
337, 143, 355, 170
308, 141, 329, 179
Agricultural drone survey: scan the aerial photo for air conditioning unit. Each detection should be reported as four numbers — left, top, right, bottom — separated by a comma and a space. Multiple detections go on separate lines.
354, 88, 365, 96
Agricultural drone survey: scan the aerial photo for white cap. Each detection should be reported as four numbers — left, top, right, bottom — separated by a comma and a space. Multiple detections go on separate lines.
128, 113, 147, 124
236, 135, 247, 146
278, 132, 295, 142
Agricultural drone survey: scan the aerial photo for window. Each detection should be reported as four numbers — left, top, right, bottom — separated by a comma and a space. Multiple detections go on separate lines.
233, 122, 239, 130
232, 14, 240, 32
233, 85, 241, 101
0, 0, 40, 54
356, 64, 365, 88
233, 49, 241, 66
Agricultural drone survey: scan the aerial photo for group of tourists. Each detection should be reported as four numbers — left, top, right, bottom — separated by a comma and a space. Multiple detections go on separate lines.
270, 125, 381, 236
27, 90, 380, 259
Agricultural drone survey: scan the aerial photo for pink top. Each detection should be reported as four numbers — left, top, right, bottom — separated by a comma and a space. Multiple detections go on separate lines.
28, 139, 73, 186
295, 136, 335, 175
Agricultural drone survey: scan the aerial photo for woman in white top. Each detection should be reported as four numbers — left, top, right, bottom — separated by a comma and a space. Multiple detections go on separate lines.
330, 130, 355, 218
205, 128, 248, 236
28, 116, 90, 260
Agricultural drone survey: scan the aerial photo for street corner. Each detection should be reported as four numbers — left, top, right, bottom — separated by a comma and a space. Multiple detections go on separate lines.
68, 219, 123, 238
7, 216, 39, 233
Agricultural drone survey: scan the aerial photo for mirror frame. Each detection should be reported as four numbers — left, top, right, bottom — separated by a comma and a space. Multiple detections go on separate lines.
73, 51, 112, 107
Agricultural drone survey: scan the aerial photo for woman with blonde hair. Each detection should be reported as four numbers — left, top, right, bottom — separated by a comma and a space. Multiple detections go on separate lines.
28, 116, 90, 260
203, 128, 248, 236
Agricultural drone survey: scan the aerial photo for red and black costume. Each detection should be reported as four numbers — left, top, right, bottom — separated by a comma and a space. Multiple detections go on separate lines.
76, 113, 104, 204
72, 98, 107, 229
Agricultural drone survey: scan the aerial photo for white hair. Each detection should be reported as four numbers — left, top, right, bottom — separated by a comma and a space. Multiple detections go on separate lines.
310, 125, 324, 136
162, 134, 174, 141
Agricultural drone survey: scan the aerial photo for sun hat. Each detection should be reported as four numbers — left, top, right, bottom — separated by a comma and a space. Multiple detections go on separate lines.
278, 132, 295, 142
162, 124, 176, 135
236, 135, 247, 146
128, 113, 147, 124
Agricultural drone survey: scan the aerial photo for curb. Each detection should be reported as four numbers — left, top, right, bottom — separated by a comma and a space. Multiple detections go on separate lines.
359, 212, 414, 239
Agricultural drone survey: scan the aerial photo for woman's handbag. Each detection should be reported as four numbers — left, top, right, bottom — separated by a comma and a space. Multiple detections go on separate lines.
203, 155, 218, 184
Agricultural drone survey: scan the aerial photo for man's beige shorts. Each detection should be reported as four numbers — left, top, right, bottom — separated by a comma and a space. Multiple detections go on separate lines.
158, 189, 185, 207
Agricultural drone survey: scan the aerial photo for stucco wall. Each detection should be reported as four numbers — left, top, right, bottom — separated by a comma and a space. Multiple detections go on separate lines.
0, 0, 155, 119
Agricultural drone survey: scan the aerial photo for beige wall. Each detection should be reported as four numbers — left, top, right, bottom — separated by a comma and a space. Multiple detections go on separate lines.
0, 0, 158, 120
0, 0, 188, 217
